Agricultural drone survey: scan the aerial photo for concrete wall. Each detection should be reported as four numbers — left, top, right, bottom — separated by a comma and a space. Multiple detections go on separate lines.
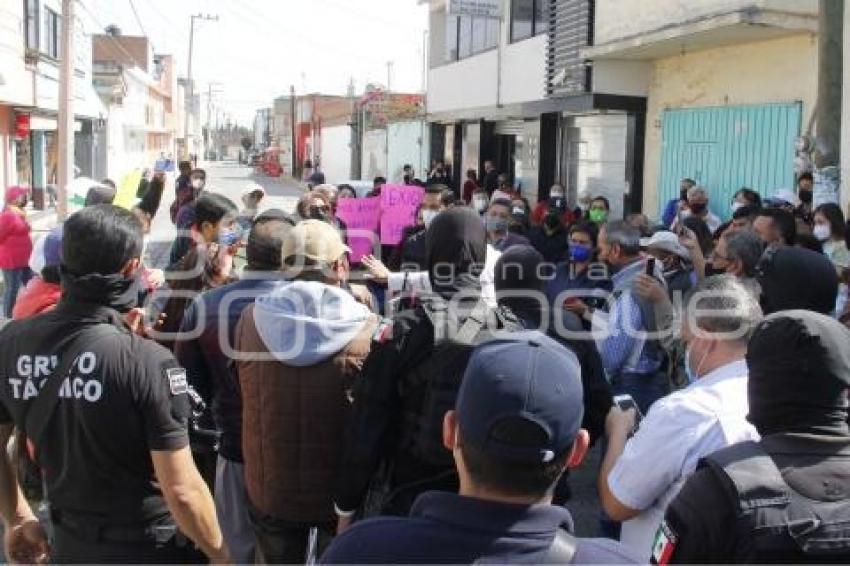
320, 124, 352, 183
595, 0, 817, 45
387, 120, 430, 183
642, 33, 818, 215
0, 1, 32, 107
362, 129, 387, 181
428, 49, 498, 113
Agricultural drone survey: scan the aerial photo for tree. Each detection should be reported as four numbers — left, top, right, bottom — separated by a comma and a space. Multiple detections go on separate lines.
241, 136, 253, 152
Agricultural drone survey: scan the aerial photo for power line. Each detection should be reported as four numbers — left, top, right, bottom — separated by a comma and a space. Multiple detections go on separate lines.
127, 0, 148, 42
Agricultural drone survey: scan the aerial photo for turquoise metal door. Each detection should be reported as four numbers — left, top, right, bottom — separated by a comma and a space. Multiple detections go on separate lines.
658, 103, 801, 220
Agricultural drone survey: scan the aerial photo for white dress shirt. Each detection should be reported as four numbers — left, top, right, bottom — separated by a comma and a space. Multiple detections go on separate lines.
607, 358, 759, 559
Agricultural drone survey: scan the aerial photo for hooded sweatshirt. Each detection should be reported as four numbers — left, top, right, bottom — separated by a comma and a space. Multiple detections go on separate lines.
252, 280, 371, 366
237, 280, 377, 521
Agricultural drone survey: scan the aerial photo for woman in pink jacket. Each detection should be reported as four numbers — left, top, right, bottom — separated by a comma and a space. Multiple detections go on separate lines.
0, 187, 34, 318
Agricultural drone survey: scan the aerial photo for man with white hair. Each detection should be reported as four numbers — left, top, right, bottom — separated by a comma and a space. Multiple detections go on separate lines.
671, 186, 721, 234
599, 275, 762, 560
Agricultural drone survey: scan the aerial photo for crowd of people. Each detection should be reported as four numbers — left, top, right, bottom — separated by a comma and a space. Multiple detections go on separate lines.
0, 161, 848, 564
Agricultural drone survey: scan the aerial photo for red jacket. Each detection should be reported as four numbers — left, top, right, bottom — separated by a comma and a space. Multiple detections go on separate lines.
0, 208, 32, 269
12, 277, 61, 319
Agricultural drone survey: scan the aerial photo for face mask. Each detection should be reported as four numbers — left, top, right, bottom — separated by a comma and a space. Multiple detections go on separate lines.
218, 228, 240, 247
486, 216, 508, 234
422, 209, 439, 228
569, 244, 592, 263
551, 192, 564, 200
589, 209, 607, 224
684, 341, 710, 384
703, 262, 726, 277
191, 179, 204, 190
309, 206, 329, 222
813, 224, 831, 242
473, 197, 488, 213
799, 190, 813, 204
731, 201, 744, 214
689, 202, 707, 215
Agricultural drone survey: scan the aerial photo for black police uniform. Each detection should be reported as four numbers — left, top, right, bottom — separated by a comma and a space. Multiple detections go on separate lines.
655, 434, 850, 564
333, 297, 520, 517
0, 303, 200, 563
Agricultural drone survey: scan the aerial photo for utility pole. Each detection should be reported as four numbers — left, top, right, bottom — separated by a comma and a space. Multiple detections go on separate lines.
57, 0, 74, 220
813, 0, 843, 206
386, 60, 394, 93
205, 82, 221, 159
183, 13, 218, 159
290, 85, 297, 177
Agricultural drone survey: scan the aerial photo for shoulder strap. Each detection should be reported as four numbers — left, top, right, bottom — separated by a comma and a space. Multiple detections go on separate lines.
24, 324, 121, 463
544, 528, 578, 564
702, 440, 790, 511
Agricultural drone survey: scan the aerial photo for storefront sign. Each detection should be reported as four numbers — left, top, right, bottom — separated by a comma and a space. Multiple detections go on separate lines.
14, 114, 30, 139
447, 0, 501, 19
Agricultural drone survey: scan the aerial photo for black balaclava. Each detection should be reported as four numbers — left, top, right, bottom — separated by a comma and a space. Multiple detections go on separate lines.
426, 207, 486, 298
747, 310, 850, 437
60, 267, 141, 314
493, 245, 545, 327
758, 247, 839, 315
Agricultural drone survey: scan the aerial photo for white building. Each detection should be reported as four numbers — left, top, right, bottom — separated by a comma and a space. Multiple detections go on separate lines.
0, 0, 104, 198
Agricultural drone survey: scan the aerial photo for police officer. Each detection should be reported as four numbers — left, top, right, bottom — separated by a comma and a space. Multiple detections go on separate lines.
0, 205, 228, 563
322, 333, 638, 564
333, 207, 522, 528
655, 310, 850, 564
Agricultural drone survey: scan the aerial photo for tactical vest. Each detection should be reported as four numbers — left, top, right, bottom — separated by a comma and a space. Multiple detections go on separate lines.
703, 440, 850, 563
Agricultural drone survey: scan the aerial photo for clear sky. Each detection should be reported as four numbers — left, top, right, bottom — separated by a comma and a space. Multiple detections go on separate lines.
80, 0, 429, 126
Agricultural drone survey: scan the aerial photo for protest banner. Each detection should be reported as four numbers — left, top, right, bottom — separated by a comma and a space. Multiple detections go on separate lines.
336, 197, 382, 262
380, 184, 425, 245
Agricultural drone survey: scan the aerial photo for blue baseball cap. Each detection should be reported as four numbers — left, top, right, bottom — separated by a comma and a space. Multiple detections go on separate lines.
43, 225, 63, 268
456, 331, 584, 464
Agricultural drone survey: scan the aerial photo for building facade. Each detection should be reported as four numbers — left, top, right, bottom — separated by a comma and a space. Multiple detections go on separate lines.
92, 31, 181, 181
582, 0, 818, 220
424, 0, 648, 218
0, 0, 103, 201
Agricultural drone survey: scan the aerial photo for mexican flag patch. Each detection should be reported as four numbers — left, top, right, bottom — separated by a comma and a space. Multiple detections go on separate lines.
651, 520, 678, 565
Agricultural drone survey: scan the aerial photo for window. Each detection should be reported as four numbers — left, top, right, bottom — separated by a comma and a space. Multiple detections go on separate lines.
45, 7, 59, 58
510, 0, 548, 43
24, 0, 39, 50
445, 13, 500, 63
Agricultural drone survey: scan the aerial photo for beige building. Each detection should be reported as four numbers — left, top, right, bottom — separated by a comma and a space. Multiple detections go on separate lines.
582, 0, 818, 219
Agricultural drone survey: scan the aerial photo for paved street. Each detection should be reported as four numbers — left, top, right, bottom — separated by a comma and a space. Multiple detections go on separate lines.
145, 161, 305, 269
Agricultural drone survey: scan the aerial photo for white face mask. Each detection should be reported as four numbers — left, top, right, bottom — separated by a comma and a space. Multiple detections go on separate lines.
191, 179, 204, 190
731, 201, 744, 213
813, 224, 831, 242
422, 209, 439, 228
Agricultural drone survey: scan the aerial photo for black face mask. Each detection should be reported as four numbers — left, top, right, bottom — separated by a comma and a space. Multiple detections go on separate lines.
703, 262, 726, 277
689, 202, 707, 215
308, 206, 329, 222
799, 190, 813, 204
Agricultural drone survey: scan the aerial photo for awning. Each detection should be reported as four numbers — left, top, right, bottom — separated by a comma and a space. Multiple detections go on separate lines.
581, 8, 817, 61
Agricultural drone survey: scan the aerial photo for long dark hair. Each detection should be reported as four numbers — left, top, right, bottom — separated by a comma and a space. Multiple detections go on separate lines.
814, 203, 846, 241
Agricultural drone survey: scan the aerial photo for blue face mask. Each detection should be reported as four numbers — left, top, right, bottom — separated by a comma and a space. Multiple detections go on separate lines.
218, 227, 241, 247
486, 216, 509, 234
569, 244, 592, 263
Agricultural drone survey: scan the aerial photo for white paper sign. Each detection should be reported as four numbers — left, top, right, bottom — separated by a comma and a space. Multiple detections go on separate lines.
447, 0, 502, 18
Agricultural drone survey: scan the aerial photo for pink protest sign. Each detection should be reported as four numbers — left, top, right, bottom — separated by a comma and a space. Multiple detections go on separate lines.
335, 197, 381, 262
380, 184, 425, 245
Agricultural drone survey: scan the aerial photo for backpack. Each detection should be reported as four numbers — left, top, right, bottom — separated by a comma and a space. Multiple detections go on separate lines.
399, 296, 522, 468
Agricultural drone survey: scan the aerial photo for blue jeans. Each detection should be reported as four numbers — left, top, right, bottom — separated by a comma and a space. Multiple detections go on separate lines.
2, 267, 32, 318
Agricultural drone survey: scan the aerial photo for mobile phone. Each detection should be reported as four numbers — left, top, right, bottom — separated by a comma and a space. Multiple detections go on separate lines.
613, 394, 643, 427
645, 257, 656, 277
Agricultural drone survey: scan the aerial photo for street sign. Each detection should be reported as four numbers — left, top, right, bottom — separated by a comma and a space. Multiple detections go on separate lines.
447, 0, 501, 18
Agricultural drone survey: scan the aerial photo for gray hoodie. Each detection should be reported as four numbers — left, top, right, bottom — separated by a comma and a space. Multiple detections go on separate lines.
252, 280, 371, 367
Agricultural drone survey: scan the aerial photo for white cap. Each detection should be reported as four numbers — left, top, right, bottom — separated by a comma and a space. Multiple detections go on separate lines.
640, 230, 691, 261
